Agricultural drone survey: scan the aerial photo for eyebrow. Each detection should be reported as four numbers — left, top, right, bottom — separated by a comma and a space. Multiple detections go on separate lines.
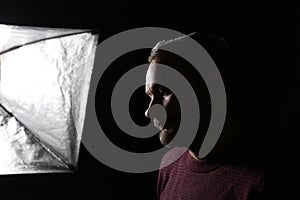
146, 84, 170, 96
146, 84, 158, 95
146, 85, 154, 95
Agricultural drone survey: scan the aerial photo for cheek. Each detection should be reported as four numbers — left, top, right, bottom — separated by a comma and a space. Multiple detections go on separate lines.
163, 94, 179, 113
162, 95, 171, 107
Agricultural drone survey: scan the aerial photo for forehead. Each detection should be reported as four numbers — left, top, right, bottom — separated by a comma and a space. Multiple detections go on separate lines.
146, 62, 157, 83
146, 62, 158, 84
145, 63, 161, 93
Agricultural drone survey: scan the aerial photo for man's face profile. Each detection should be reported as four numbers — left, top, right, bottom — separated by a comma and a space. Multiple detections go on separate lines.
145, 62, 181, 146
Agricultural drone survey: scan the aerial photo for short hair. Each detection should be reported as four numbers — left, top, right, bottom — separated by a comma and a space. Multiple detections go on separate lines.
148, 31, 240, 105
148, 32, 195, 63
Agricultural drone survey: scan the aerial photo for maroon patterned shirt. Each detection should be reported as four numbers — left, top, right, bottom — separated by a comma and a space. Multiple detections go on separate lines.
157, 148, 265, 200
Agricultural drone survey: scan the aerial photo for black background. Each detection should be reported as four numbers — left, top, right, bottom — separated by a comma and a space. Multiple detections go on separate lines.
0, 2, 297, 200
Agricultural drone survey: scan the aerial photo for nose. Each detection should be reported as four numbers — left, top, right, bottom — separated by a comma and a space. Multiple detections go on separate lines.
145, 97, 157, 118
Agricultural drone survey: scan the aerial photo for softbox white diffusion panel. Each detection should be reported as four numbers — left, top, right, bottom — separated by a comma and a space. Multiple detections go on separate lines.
0, 24, 98, 174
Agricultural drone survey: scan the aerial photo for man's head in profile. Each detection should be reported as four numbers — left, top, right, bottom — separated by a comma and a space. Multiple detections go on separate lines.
144, 50, 181, 146
144, 34, 241, 158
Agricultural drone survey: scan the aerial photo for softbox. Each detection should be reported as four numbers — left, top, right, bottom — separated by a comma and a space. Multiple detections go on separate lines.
0, 24, 98, 174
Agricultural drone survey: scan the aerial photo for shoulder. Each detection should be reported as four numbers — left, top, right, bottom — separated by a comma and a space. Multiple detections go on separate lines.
224, 160, 266, 196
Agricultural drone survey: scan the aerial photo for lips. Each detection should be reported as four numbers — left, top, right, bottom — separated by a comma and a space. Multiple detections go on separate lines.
153, 118, 164, 131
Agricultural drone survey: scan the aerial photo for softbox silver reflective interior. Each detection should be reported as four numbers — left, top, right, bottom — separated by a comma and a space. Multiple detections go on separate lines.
0, 24, 98, 174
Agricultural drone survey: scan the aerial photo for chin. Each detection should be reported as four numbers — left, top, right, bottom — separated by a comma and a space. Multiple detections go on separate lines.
159, 128, 176, 146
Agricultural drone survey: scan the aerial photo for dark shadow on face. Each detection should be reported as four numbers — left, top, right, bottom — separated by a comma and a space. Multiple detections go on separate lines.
145, 51, 245, 159
145, 50, 212, 153
145, 63, 181, 146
